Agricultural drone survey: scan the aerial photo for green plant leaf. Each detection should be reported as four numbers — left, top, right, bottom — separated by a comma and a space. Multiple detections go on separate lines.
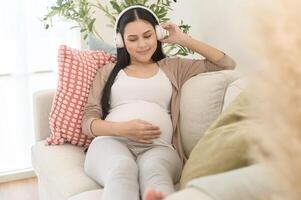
110, 1, 122, 13
88, 18, 96, 31
42, 0, 193, 56
56, 0, 63, 6
150, 4, 156, 11
124, 0, 131, 6
160, 17, 170, 22
70, 25, 79, 29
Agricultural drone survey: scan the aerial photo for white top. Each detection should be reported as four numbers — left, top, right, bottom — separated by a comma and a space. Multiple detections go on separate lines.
105, 68, 173, 145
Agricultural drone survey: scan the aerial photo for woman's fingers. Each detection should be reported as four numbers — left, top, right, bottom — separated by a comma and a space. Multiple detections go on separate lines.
141, 130, 161, 141
138, 119, 152, 125
139, 139, 153, 144
136, 129, 162, 143
142, 133, 161, 139
143, 129, 161, 135
138, 119, 158, 127
144, 125, 160, 131
161, 21, 174, 29
138, 121, 160, 130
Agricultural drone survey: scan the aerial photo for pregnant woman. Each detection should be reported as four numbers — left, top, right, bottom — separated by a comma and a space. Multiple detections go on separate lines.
81, 5, 236, 200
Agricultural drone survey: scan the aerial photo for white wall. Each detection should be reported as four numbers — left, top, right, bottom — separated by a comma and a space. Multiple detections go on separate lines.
90, 0, 264, 74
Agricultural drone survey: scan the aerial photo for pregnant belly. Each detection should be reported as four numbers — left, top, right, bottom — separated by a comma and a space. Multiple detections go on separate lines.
105, 101, 173, 143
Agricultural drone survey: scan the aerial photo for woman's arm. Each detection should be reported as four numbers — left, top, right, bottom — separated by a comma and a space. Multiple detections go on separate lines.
178, 36, 224, 62
159, 22, 235, 84
90, 119, 123, 136
82, 64, 124, 138
91, 119, 161, 144
160, 22, 227, 63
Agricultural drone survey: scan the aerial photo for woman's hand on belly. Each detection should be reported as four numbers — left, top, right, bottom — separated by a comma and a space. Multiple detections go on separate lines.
120, 119, 162, 144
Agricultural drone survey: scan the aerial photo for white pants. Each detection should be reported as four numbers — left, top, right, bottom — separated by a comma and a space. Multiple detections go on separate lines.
84, 136, 182, 200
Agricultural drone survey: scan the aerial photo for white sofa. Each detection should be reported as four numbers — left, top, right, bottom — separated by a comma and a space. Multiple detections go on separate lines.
31, 70, 270, 200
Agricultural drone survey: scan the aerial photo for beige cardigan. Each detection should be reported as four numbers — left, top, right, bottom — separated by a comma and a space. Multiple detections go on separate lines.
82, 54, 236, 164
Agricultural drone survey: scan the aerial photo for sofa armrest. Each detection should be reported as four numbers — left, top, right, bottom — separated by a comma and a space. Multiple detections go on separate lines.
186, 164, 275, 200
33, 89, 55, 142
166, 188, 213, 200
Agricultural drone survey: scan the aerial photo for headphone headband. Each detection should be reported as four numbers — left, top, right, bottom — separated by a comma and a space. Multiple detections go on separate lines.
114, 5, 160, 32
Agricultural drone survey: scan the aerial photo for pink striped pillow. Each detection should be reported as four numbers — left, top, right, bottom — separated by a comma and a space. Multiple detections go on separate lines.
46, 45, 116, 147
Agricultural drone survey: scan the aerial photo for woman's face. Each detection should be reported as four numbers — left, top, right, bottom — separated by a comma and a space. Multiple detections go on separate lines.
123, 19, 158, 65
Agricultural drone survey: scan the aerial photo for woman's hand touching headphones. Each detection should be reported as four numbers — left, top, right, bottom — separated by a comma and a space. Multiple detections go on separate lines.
159, 22, 187, 45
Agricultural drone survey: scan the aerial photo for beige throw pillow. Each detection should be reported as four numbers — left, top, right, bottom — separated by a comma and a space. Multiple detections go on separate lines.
180, 92, 251, 188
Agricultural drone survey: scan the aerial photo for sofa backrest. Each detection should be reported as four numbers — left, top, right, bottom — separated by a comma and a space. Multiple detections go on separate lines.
32, 70, 245, 149
222, 77, 249, 112
179, 70, 243, 157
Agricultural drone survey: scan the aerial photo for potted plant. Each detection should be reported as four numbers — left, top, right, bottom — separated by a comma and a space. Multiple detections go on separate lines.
42, 0, 194, 56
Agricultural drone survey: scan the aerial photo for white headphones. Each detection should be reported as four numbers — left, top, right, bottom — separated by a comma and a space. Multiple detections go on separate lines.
113, 5, 169, 48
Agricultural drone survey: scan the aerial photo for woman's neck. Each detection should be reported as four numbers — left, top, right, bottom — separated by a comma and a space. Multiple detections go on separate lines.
129, 60, 156, 69
131, 61, 153, 65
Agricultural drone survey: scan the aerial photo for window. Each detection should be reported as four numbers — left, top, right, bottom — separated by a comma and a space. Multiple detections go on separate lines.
0, 0, 81, 174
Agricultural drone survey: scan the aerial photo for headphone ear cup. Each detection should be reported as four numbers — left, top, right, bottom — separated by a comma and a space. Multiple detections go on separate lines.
114, 32, 124, 48
155, 25, 168, 40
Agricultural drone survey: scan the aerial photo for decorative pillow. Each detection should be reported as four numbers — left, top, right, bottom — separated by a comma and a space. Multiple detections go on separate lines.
46, 45, 116, 147
180, 71, 239, 156
179, 91, 251, 188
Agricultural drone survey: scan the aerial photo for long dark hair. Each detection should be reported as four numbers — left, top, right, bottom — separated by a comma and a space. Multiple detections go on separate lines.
101, 7, 166, 119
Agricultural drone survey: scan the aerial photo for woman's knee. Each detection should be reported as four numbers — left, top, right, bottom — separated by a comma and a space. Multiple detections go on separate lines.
139, 159, 168, 177
88, 136, 119, 149
107, 156, 138, 180
84, 137, 131, 180
85, 154, 138, 185
84, 137, 115, 171
138, 149, 182, 182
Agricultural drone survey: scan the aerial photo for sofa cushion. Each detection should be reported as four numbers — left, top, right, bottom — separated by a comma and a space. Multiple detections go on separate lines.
31, 141, 101, 198
68, 189, 103, 200
180, 70, 239, 156
46, 45, 116, 147
186, 165, 274, 200
179, 91, 251, 188
222, 77, 249, 111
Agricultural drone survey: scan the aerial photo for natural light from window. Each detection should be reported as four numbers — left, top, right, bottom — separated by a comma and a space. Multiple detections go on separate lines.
0, 0, 81, 174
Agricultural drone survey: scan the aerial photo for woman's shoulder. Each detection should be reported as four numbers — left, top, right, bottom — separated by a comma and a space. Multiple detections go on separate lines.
158, 56, 191, 70
96, 62, 116, 75
158, 56, 180, 63
157, 56, 180, 66
93, 62, 116, 82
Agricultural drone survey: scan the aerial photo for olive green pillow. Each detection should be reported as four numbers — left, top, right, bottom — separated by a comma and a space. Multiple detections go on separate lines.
180, 92, 251, 188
